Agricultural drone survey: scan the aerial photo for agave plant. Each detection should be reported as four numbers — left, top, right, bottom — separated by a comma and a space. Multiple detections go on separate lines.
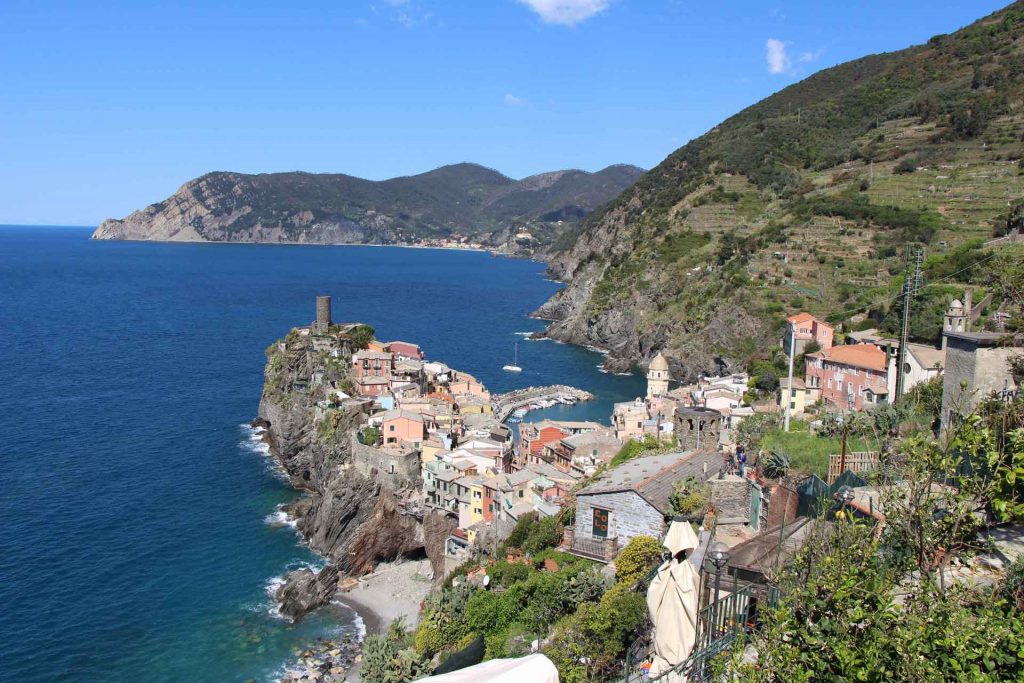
762, 449, 791, 480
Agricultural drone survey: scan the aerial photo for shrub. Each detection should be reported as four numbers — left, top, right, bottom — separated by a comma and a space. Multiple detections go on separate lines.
465, 590, 518, 635
1001, 556, 1024, 610
488, 560, 532, 586
363, 619, 431, 683
501, 512, 539, 551
615, 535, 664, 585
522, 515, 563, 555
894, 157, 918, 174
669, 478, 711, 518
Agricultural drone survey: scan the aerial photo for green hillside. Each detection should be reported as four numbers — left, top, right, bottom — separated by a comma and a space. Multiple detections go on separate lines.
543, 2, 1024, 377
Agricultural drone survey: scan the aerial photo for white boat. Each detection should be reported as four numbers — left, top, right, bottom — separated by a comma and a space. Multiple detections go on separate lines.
502, 342, 523, 373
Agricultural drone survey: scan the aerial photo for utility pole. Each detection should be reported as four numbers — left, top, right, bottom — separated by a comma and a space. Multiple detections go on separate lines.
895, 248, 923, 400
784, 324, 796, 432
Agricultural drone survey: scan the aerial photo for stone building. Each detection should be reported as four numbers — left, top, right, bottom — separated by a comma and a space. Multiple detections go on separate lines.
647, 352, 671, 398
674, 407, 723, 451
941, 330, 1020, 429
564, 450, 722, 562
313, 295, 332, 334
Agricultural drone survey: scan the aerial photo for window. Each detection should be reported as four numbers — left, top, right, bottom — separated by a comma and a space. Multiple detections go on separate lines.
592, 508, 609, 538
518, 490, 524, 498
790, 401, 796, 409
389, 424, 395, 432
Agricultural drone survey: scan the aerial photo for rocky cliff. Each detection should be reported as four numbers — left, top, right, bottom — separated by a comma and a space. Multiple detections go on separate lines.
256, 329, 450, 621
92, 163, 643, 252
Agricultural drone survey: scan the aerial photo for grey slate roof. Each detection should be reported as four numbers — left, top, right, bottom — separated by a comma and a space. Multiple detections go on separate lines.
576, 450, 724, 514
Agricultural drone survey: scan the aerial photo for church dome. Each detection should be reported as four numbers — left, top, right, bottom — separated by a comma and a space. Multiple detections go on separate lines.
649, 352, 669, 372
949, 299, 964, 310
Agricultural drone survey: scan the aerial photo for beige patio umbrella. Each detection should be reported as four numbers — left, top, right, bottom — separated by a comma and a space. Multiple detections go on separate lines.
645, 520, 701, 680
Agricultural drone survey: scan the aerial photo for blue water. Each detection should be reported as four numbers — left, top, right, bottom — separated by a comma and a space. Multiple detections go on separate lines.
0, 226, 644, 683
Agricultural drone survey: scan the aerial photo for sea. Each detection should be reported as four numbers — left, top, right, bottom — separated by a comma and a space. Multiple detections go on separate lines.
0, 225, 645, 683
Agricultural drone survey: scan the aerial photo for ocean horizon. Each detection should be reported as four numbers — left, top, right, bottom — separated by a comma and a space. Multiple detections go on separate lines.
0, 225, 644, 682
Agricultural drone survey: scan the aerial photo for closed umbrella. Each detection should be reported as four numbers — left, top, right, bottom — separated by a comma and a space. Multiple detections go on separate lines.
645, 520, 701, 680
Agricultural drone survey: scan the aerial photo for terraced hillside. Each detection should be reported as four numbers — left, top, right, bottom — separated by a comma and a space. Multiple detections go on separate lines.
540, 2, 1024, 377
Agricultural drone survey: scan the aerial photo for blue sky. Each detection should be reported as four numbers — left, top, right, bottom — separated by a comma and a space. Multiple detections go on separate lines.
0, 0, 1010, 225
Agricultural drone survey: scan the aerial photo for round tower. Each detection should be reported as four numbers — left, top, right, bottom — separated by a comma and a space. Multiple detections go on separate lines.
647, 352, 671, 398
314, 295, 332, 333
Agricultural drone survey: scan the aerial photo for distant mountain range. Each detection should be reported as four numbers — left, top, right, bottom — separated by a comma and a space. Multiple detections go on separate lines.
91, 163, 644, 251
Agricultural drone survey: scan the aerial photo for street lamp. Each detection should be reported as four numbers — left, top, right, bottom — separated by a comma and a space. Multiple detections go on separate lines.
708, 542, 731, 640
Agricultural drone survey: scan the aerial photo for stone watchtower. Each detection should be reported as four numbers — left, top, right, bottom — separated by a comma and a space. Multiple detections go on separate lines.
313, 295, 332, 334
647, 352, 671, 398
675, 407, 723, 451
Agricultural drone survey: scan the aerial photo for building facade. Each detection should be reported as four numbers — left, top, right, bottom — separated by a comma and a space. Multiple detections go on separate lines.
805, 343, 889, 411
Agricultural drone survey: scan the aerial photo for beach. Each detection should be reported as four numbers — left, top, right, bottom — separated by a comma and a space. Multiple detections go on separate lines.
337, 557, 434, 635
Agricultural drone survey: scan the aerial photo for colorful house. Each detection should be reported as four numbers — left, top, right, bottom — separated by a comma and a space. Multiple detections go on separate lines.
612, 398, 650, 442
778, 377, 808, 418
785, 313, 835, 355
380, 409, 428, 449
517, 421, 569, 464
353, 349, 394, 380
384, 340, 424, 360
805, 343, 888, 411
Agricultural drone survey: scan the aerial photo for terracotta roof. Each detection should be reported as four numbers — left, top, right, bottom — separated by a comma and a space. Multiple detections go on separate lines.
787, 312, 816, 324
810, 343, 887, 372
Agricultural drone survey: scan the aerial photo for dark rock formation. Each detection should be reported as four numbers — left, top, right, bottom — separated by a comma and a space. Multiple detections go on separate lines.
256, 328, 445, 622
277, 565, 340, 623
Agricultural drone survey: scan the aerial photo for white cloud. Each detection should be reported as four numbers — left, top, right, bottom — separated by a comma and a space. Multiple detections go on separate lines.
765, 38, 790, 75
504, 93, 526, 106
765, 38, 824, 75
797, 48, 825, 64
517, 0, 609, 26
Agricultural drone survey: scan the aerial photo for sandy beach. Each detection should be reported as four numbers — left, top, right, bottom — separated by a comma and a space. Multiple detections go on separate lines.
337, 558, 434, 635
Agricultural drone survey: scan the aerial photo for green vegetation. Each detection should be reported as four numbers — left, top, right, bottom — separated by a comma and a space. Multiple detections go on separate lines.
754, 419, 879, 478
361, 426, 379, 445
614, 535, 664, 585
362, 619, 431, 683
119, 162, 643, 246
608, 435, 672, 469
346, 324, 375, 351
550, 2, 1024, 372
668, 478, 711, 518
729, 400, 1024, 681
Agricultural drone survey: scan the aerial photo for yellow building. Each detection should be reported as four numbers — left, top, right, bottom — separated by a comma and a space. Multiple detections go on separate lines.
468, 479, 486, 525
778, 377, 808, 418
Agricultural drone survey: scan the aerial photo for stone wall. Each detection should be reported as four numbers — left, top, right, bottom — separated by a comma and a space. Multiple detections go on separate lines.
708, 475, 751, 525
675, 409, 723, 451
349, 433, 421, 489
575, 490, 664, 546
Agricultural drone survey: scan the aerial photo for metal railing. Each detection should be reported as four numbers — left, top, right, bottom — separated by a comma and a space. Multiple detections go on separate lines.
623, 579, 754, 683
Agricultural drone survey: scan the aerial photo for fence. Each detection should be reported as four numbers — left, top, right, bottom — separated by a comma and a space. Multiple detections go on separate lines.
827, 451, 879, 484
623, 578, 754, 683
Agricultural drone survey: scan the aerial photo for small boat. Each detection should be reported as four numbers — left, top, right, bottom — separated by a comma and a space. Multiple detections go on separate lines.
502, 342, 523, 373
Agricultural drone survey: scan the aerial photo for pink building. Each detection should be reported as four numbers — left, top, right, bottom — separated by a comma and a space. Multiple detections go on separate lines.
380, 409, 428, 449
355, 376, 391, 397
384, 341, 424, 360
353, 350, 394, 381
785, 313, 835, 355
805, 343, 889, 411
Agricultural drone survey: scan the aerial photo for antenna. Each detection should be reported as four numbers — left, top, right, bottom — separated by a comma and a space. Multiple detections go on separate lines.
894, 248, 924, 400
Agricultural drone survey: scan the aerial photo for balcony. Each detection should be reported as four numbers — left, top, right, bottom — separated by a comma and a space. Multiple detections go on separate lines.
561, 527, 619, 562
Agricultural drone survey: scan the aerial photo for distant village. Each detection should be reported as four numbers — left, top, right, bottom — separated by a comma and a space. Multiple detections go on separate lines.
286, 292, 1021, 580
